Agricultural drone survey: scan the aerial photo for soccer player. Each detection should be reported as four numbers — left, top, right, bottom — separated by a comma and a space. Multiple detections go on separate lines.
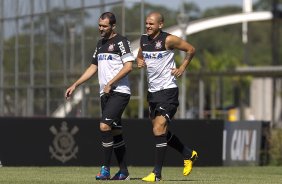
137, 12, 197, 182
65, 12, 134, 180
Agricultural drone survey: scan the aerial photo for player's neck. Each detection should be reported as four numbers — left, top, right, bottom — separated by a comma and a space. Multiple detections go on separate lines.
149, 30, 161, 40
105, 32, 117, 40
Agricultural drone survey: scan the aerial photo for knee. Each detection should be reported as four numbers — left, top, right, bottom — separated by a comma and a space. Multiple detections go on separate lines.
100, 122, 111, 131
153, 123, 167, 136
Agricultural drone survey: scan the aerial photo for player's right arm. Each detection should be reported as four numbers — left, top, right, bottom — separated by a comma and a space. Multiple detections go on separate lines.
65, 64, 97, 99
136, 48, 145, 68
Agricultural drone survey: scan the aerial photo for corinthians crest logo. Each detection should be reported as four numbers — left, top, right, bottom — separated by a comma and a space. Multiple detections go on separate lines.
49, 121, 79, 163
108, 43, 115, 51
155, 40, 162, 49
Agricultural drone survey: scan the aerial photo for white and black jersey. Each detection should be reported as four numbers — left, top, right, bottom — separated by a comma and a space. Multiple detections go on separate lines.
140, 31, 177, 92
92, 34, 134, 96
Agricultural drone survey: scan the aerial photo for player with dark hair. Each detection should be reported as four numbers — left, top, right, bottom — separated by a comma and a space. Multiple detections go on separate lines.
65, 12, 134, 180
137, 12, 197, 182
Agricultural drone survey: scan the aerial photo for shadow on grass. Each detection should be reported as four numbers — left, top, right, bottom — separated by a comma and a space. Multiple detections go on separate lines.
130, 178, 199, 182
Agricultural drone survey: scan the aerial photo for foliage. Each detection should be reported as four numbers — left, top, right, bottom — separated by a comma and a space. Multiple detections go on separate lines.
202, 6, 242, 18
111, 3, 178, 41
253, 0, 273, 10
269, 128, 282, 165
247, 21, 273, 65
21, 7, 90, 40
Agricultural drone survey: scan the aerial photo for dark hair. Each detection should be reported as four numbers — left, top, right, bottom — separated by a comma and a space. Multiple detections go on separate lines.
100, 12, 116, 26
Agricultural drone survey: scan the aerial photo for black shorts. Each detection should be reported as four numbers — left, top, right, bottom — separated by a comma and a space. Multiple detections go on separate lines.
101, 91, 130, 128
147, 88, 179, 121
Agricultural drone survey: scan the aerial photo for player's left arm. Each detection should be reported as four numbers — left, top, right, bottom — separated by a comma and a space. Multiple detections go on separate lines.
166, 35, 195, 78
104, 61, 133, 93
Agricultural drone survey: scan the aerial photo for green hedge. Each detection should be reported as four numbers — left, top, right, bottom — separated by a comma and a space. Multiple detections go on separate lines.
269, 128, 282, 165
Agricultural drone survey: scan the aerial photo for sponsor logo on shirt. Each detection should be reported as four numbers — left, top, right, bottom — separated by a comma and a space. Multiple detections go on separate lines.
98, 54, 113, 60
143, 52, 163, 59
118, 41, 126, 55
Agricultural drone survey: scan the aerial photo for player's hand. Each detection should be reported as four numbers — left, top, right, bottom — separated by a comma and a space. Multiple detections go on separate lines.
137, 58, 146, 68
171, 68, 184, 78
65, 85, 76, 100
103, 84, 112, 94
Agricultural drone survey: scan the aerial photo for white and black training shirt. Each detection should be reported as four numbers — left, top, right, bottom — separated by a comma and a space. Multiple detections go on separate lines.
140, 31, 177, 92
92, 34, 134, 96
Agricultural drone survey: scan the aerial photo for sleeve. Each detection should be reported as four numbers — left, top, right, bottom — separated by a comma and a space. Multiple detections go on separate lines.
91, 47, 98, 65
140, 34, 146, 50
140, 35, 144, 49
118, 38, 135, 63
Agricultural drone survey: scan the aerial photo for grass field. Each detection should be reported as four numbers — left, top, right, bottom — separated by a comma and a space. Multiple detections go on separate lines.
0, 166, 281, 184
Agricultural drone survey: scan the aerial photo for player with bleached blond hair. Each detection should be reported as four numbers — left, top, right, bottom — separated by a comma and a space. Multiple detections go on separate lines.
137, 11, 197, 182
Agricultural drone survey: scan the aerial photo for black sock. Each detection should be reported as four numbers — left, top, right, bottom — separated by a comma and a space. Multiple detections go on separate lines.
153, 134, 167, 177
113, 134, 128, 174
101, 130, 113, 167
166, 131, 192, 159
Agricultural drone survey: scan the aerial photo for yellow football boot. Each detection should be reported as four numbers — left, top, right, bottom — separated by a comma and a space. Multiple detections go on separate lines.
142, 172, 161, 182
183, 150, 198, 176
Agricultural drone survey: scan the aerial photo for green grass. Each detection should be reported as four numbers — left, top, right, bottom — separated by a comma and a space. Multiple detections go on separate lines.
0, 166, 281, 184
